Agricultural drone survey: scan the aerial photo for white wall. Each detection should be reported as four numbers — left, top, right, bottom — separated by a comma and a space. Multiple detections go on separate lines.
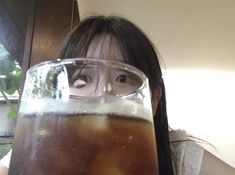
78, 0, 235, 167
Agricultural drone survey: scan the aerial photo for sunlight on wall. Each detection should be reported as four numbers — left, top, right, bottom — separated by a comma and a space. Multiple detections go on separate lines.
163, 69, 235, 167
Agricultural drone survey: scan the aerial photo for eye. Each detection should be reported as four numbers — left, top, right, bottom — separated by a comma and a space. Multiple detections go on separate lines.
72, 75, 91, 88
116, 74, 129, 83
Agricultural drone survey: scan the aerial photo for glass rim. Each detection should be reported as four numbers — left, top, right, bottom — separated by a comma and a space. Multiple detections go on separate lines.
28, 57, 148, 97
29, 57, 146, 78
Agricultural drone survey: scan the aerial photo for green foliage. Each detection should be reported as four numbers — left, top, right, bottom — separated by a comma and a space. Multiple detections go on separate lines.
7, 106, 17, 118
0, 44, 16, 75
0, 43, 22, 118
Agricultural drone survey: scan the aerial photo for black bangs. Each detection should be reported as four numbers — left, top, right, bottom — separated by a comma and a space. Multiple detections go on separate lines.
59, 16, 130, 63
59, 15, 163, 90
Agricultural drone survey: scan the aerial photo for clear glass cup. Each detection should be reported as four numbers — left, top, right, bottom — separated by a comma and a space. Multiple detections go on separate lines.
8, 58, 158, 175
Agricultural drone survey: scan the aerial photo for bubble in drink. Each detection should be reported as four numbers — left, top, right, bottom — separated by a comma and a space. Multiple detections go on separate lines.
9, 112, 158, 175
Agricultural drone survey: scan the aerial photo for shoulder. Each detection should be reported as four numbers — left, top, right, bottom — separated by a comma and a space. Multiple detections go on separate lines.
0, 164, 8, 175
169, 130, 235, 175
0, 150, 11, 175
200, 150, 235, 175
0, 149, 11, 168
169, 130, 204, 175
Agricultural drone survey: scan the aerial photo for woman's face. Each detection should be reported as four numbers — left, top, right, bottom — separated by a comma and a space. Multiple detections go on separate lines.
70, 35, 161, 115
70, 35, 143, 97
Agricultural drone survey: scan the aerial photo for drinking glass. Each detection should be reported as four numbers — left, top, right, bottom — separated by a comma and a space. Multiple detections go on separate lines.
8, 58, 158, 175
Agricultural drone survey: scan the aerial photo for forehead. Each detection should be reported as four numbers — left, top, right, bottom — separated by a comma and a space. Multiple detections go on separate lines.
86, 35, 124, 62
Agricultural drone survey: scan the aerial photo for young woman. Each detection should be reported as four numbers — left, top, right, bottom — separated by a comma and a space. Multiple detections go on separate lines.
59, 15, 174, 175
58, 15, 235, 175
1, 15, 235, 175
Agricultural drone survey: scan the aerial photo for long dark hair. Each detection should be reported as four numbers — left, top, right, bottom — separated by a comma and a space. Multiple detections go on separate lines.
59, 15, 174, 175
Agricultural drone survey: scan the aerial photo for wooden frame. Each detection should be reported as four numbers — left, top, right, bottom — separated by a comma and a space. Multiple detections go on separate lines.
21, 0, 80, 91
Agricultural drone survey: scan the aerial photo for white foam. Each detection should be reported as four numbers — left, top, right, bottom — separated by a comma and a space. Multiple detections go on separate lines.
19, 97, 153, 122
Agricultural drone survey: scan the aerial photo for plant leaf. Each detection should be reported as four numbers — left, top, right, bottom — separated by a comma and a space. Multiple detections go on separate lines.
0, 44, 22, 94
7, 107, 17, 118
0, 44, 16, 75
9, 66, 22, 78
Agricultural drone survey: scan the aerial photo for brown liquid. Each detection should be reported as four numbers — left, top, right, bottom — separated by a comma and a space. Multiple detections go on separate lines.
9, 113, 158, 175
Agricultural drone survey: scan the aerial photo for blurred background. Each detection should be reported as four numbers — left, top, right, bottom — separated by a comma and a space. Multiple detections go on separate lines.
0, 0, 234, 168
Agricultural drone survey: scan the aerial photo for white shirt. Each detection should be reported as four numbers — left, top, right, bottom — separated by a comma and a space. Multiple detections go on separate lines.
170, 130, 204, 175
